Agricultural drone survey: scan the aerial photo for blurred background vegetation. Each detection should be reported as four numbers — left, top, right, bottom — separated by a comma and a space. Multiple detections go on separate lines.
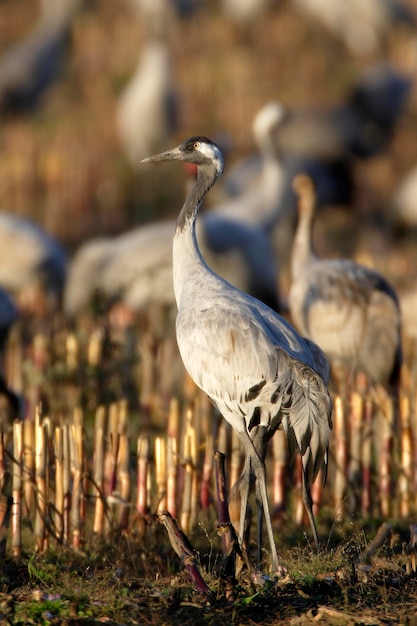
0, 0, 416, 255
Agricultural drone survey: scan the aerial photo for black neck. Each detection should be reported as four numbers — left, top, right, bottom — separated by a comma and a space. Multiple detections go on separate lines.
176, 164, 218, 232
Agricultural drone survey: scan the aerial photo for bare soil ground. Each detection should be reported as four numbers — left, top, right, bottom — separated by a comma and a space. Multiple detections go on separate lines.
2, 517, 417, 625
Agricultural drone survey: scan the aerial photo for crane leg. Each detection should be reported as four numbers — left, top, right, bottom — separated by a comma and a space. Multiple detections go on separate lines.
251, 454, 279, 572
301, 477, 320, 551
238, 430, 280, 573
255, 483, 264, 565
237, 455, 252, 551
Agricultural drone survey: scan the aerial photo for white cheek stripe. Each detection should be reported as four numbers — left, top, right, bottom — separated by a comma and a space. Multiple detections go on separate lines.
199, 142, 218, 159
198, 142, 224, 175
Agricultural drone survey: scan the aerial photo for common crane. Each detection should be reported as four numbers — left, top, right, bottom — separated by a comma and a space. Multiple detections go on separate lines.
289, 173, 402, 394
142, 136, 332, 572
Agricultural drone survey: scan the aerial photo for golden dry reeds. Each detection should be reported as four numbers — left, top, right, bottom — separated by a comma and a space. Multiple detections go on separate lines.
0, 321, 417, 566
34, 409, 48, 553
92, 407, 105, 535
53, 426, 64, 543
11, 420, 22, 559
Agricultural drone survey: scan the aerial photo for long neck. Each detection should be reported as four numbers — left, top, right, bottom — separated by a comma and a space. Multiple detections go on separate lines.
173, 165, 219, 307
258, 127, 285, 212
291, 198, 317, 280
260, 153, 285, 201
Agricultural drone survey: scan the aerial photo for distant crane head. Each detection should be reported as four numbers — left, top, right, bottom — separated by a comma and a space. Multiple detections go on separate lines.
253, 101, 288, 146
292, 173, 318, 218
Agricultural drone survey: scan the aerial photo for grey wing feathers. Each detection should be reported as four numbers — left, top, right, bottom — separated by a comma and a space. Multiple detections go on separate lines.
280, 355, 332, 487
176, 293, 332, 491
303, 336, 330, 385
304, 259, 397, 309
176, 294, 322, 404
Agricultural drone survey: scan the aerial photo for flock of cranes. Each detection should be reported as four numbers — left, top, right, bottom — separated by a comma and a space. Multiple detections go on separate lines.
0, 0, 416, 573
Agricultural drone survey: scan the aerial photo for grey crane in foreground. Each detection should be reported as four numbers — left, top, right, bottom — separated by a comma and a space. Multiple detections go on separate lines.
289, 174, 402, 395
142, 137, 332, 572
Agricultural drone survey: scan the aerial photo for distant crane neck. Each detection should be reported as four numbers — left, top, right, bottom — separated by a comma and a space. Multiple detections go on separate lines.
257, 136, 281, 167
291, 206, 317, 279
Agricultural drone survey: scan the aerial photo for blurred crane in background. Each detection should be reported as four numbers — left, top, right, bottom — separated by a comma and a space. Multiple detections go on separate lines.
214, 100, 354, 223
289, 173, 402, 399
396, 274, 417, 365
0, 288, 20, 425
391, 164, 417, 231
116, 38, 179, 167
126, 0, 199, 35
275, 64, 411, 160
292, 0, 416, 56
0, 213, 67, 316
0, 0, 84, 114
211, 102, 289, 226
221, 0, 279, 26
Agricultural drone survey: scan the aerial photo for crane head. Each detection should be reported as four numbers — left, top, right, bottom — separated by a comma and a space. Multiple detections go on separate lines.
141, 136, 225, 177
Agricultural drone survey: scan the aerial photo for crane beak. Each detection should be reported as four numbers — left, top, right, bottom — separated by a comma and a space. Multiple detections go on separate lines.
141, 146, 182, 164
